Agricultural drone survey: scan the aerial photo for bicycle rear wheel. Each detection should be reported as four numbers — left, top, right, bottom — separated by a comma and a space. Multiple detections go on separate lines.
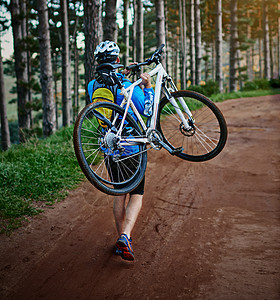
157, 90, 227, 162
73, 102, 147, 195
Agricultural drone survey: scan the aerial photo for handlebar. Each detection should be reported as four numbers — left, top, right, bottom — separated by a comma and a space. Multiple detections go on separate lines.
125, 44, 165, 72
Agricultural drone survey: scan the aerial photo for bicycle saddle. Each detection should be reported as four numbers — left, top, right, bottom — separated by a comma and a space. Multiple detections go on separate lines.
95, 64, 123, 88
96, 63, 124, 71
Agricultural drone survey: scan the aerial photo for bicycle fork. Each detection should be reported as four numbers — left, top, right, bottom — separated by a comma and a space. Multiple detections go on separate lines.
162, 85, 194, 131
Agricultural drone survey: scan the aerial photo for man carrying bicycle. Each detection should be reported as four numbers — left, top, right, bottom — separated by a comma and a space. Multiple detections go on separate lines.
88, 40, 155, 261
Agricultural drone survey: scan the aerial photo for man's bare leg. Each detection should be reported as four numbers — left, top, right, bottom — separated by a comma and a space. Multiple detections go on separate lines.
113, 194, 143, 238
113, 194, 126, 236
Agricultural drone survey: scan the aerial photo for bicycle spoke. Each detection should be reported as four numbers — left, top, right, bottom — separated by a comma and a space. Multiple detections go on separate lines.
74, 102, 147, 192
158, 91, 227, 161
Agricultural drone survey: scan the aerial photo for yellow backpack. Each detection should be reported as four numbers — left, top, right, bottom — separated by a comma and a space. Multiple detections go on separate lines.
92, 86, 117, 128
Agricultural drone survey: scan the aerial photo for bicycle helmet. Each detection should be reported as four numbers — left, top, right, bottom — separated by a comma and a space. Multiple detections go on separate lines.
94, 41, 120, 64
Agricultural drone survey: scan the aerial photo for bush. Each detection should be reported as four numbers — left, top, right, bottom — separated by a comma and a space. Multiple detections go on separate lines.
243, 78, 270, 91
187, 84, 205, 95
188, 80, 219, 97
202, 80, 220, 96
269, 79, 280, 89
243, 81, 258, 91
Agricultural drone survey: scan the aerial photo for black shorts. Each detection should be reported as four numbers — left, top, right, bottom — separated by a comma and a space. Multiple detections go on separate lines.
105, 155, 145, 195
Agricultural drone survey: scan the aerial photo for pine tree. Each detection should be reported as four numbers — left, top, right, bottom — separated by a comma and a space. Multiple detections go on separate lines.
263, 0, 271, 79
103, 0, 117, 41
0, 42, 11, 150
61, 0, 71, 126
83, 0, 102, 104
10, 0, 31, 142
123, 0, 130, 66
179, 0, 186, 89
155, 0, 166, 68
229, 0, 238, 92
189, 0, 195, 85
136, 0, 144, 63
215, 0, 223, 92
37, 0, 57, 136
194, 0, 202, 85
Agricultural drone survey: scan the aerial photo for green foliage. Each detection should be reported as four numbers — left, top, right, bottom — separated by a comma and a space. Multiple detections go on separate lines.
188, 80, 219, 97
242, 79, 271, 91
8, 121, 19, 144
0, 126, 84, 233
269, 79, 280, 89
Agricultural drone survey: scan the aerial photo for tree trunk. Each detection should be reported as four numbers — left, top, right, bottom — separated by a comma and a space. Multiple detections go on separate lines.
53, 52, 59, 129
194, 0, 202, 85
61, 0, 71, 126
215, 0, 223, 92
164, 1, 169, 74
246, 11, 253, 81
136, 0, 144, 63
133, 0, 137, 62
155, 0, 166, 68
123, 0, 130, 66
103, 0, 117, 41
205, 44, 210, 81
179, 0, 186, 89
25, 1, 32, 128
212, 42, 215, 80
278, 3, 280, 78
237, 47, 243, 89
269, 28, 274, 79
262, 0, 271, 79
83, 0, 102, 104
229, 0, 238, 92
251, 42, 255, 79
0, 45, 11, 150
10, 0, 30, 142
258, 37, 262, 78
73, 34, 79, 121
189, 0, 195, 85
37, 0, 56, 137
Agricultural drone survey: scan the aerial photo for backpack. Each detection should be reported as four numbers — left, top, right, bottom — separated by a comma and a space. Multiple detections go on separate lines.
91, 80, 118, 128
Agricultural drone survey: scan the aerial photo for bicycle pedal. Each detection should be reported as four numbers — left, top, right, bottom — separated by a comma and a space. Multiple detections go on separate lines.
157, 140, 183, 155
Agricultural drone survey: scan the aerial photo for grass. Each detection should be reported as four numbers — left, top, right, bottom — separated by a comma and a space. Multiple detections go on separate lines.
0, 125, 85, 234
211, 88, 280, 102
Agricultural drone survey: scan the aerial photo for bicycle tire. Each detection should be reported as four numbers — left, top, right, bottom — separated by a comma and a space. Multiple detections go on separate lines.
73, 102, 147, 195
157, 90, 227, 162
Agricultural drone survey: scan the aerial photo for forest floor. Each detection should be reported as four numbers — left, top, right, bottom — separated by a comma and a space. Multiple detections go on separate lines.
0, 95, 279, 299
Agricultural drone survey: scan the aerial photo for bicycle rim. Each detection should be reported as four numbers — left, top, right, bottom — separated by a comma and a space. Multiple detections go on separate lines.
73, 102, 147, 195
157, 90, 227, 162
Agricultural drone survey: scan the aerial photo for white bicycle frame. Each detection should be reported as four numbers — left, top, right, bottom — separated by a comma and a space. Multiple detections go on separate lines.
114, 63, 194, 145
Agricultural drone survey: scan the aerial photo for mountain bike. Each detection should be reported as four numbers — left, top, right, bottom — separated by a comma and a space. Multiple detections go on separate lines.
73, 45, 228, 195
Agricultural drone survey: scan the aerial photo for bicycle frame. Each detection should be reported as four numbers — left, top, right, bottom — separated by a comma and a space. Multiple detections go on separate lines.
114, 62, 194, 145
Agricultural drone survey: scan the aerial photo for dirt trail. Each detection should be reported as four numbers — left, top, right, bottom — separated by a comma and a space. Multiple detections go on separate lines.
0, 95, 280, 299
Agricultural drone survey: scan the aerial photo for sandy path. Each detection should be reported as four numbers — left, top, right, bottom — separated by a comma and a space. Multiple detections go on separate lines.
0, 95, 279, 299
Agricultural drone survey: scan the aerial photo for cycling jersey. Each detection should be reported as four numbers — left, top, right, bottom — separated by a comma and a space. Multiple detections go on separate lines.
87, 73, 154, 157
88, 73, 154, 119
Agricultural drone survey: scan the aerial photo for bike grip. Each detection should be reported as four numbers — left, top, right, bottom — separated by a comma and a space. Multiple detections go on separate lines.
126, 64, 137, 71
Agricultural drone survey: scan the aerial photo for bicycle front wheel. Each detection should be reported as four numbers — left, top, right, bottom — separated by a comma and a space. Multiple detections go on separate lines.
73, 102, 147, 195
157, 90, 227, 162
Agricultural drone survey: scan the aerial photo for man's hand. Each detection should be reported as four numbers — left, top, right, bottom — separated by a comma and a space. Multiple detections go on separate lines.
140, 73, 152, 89
122, 62, 138, 76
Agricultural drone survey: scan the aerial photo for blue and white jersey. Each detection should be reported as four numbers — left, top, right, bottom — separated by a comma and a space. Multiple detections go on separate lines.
87, 73, 155, 156
88, 73, 154, 119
